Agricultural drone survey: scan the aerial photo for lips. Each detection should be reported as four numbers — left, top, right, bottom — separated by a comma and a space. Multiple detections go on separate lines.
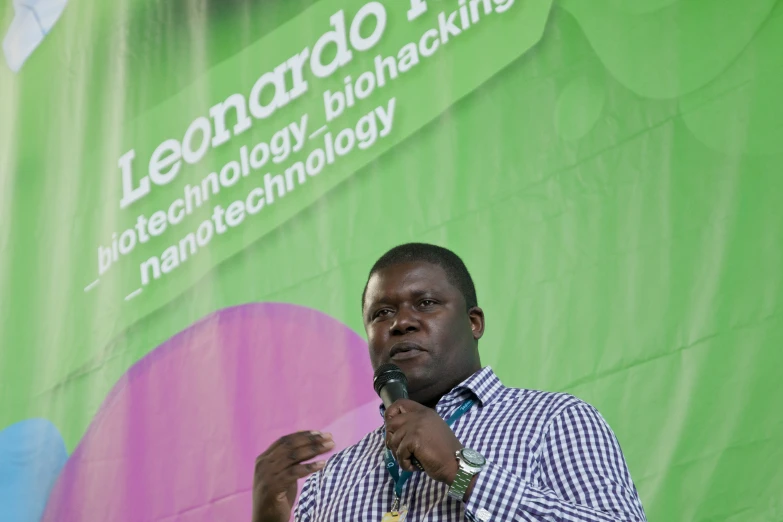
389, 342, 425, 361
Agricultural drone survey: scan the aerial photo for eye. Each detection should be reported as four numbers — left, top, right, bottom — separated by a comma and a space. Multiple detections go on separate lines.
373, 308, 393, 320
419, 299, 437, 307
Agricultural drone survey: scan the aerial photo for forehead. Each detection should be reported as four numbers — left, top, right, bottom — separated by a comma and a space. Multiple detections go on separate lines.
364, 261, 457, 304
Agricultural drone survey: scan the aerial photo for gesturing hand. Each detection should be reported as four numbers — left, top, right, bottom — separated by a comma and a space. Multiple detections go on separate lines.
384, 399, 462, 484
251, 431, 334, 522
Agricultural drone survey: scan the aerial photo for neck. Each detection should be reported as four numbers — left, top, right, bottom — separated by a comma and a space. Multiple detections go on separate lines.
417, 364, 482, 409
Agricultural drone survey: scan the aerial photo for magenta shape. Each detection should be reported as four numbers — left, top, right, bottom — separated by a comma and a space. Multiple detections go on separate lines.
41, 303, 379, 521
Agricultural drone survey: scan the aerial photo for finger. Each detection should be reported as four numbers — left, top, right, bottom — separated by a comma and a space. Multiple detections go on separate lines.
259, 432, 331, 464
286, 439, 335, 464
261, 460, 328, 495
256, 435, 334, 475
384, 399, 415, 419
267, 438, 335, 470
387, 427, 411, 469
255, 443, 333, 492
386, 399, 425, 423
267, 431, 333, 454
395, 433, 417, 472
384, 410, 411, 433
285, 460, 328, 480
386, 423, 407, 454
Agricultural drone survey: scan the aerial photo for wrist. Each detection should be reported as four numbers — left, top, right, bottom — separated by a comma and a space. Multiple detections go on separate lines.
446, 457, 461, 485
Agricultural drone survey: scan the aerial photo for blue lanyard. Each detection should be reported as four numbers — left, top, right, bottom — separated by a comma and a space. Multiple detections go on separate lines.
383, 399, 476, 499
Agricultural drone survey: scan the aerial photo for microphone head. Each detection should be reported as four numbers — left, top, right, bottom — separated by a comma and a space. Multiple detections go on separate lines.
373, 363, 408, 396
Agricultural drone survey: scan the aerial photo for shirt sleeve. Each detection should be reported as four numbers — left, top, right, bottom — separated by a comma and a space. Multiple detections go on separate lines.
463, 401, 647, 521
293, 472, 320, 522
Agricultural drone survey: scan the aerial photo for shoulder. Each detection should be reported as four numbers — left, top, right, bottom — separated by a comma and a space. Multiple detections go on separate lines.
491, 385, 606, 431
494, 385, 583, 415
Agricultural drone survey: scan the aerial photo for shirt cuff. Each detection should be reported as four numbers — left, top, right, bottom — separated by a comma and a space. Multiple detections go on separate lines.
463, 461, 527, 522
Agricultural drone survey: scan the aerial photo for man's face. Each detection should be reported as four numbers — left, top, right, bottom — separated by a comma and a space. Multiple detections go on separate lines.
362, 261, 485, 406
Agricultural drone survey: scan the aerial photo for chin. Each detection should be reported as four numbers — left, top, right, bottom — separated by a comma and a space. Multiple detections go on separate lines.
409, 390, 440, 408
399, 365, 428, 385
390, 356, 429, 379
406, 378, 440, 404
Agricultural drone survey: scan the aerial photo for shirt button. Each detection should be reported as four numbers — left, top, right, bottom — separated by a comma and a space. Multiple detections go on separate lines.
477, 508, 491, 521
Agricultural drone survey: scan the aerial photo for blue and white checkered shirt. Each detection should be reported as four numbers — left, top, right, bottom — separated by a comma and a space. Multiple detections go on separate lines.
295, 367, 647, 521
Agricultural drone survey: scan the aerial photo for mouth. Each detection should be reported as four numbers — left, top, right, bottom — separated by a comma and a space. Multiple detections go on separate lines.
389, 342, 426, 361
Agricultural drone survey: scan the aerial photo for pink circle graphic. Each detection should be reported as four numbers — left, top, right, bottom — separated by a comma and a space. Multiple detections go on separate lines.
42, 303, 379, 521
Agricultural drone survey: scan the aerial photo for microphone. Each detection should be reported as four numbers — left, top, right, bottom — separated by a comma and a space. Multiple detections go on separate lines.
373, 363, 409, 407
373, 363, 425, 471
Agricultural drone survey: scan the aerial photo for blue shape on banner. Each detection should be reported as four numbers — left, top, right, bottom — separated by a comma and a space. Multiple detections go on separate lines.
0, 419, 68, 522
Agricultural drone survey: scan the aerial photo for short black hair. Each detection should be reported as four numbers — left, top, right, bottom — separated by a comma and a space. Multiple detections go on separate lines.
362, 243, 478, 310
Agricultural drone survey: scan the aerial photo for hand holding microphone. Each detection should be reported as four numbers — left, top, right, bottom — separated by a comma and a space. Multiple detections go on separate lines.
374, 363, 425, 471
373, 364, 464, 484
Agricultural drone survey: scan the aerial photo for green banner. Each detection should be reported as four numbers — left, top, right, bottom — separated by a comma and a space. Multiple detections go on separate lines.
1, 0, 782, 520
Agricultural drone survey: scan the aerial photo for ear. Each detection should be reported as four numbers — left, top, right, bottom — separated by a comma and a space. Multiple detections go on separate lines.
467, 306, 485, 341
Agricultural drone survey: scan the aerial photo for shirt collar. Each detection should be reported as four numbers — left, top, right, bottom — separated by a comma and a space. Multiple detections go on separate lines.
436, 366, 504, 411
377, 366, 505, 417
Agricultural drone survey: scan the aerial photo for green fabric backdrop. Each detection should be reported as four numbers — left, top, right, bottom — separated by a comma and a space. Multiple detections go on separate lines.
1, 0, 782, 520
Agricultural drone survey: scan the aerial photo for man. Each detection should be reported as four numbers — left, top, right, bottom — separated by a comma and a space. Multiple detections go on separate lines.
252, 243, 647, 521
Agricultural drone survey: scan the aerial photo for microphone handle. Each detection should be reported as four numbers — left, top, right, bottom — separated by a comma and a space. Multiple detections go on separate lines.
380, 380, 408, 408
380, 380, 425, 471
411, 457, 425, 471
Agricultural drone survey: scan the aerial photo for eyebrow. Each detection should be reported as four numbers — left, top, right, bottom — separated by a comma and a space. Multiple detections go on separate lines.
368, 288, 439, 307
409, 288, 437, 299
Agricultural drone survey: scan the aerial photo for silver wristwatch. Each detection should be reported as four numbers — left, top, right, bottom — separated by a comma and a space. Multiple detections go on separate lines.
447, 448, 486, 501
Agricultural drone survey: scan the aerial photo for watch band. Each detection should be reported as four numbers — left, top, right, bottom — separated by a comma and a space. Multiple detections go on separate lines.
447, 449, 483, 501
447, 467, 473, 500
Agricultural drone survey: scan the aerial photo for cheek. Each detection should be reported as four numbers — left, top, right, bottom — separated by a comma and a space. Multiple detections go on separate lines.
366, 325, 386, 360
431, 320, 469, 354
366, 323, 384, 342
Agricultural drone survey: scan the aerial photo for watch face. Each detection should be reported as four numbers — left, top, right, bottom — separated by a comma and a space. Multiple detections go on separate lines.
461, 448, 486, 467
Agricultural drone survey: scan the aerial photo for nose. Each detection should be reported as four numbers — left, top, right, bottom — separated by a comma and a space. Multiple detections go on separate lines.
390, 305, 419, 336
